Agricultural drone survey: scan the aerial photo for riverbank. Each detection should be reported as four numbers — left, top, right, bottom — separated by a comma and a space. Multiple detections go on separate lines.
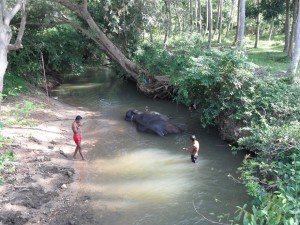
0, 90, 99, 224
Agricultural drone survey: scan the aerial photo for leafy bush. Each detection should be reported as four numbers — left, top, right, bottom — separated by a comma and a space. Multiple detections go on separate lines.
136, 43, 300, 223
3, 72, 26, 98
172, 49, 255, 127
235, 123, 300, 224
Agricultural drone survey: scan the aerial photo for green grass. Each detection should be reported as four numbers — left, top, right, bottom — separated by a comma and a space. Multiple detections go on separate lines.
245, 38, 291, 73
202, 32, 297, 74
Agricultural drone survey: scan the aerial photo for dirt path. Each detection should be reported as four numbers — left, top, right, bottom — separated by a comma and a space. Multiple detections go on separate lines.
0, 90, 100, 225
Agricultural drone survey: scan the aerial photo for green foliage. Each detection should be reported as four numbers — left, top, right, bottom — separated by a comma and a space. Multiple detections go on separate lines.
133, 41, 191, 77
3, 72, 26, 98
172, 49, 255, 127
260, 0, 286, 21
13, 101, 43, 118
136, 41, 300, 223
4, 101, 43, 126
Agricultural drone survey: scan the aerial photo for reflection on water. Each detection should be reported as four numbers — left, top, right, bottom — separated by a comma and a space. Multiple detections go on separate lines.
53, 68, 250, 225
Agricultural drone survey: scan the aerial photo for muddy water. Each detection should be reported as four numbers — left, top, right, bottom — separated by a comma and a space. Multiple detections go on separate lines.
52, 68, 249, 225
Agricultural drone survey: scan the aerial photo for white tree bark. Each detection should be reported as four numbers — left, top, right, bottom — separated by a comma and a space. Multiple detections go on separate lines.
0, 0, 27, 98
207, 0, 212, 49
237, 0, 245, 48
288, 0, 300, 74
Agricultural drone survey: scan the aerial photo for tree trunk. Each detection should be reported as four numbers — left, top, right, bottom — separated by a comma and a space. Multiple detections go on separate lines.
268, 18, 275, 41
0, 0, 27, 98
174, 8, 182, 36
163, 0, 172, 47
234, 0, 240, 45
57, 0, 139, 78
198, 0, 202, 33
213, 0, 221, 39
284, 0, 291, 52
149, 25, 153, 42
288, 0, 300, 74
226, 0, 236, 38
218, 0, 223, 43
0, 26, 10, 94
204, 0, 208, 36
288, 0, 299, 57
237, 0, 245, 48
195, 0, 198, 31
189, 0, 193, 31
260, 21, 267, 37
254, 0, 260, 48
207, 0, 213, 49
55, 0, 174, 99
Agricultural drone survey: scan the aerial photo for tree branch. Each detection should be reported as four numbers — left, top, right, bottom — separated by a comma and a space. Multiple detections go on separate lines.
54, 0, 82, 15
8, 1, 27, 51
0, 0, 5, 25
59, 16, 105, 52
192, 202, 230, 225
82, 0, 88, 10
4, 0, 24, 25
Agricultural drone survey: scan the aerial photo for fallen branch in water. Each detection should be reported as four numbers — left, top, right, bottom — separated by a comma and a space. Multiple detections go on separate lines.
192, 201, 230, 225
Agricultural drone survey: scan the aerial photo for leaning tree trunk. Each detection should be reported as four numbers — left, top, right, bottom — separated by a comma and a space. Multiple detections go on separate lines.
0, 0, 27, 106
55, 0, 174, 99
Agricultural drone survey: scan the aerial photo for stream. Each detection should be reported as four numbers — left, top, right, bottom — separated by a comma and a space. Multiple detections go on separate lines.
52, 67, 250, 225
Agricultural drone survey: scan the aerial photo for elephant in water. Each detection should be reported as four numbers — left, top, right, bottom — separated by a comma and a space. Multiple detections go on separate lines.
125, 109, 183, 136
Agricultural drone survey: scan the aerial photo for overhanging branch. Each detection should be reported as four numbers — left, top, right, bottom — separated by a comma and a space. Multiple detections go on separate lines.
8, 1, 27, 51
4, 0, 24, 25
59, 15, 105, 52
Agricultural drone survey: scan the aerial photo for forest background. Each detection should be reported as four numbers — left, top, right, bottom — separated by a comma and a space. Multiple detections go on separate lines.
0, 0, 300, 224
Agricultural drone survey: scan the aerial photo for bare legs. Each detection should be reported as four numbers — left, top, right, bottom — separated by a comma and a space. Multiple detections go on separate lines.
73, 144, 85, 160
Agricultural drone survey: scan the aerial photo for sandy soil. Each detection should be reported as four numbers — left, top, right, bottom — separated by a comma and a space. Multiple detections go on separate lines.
0, 90, 100, 225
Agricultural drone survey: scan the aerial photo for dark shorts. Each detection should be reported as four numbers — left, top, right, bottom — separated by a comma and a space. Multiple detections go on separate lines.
191, 154, 197, 163
73, 134, 81, 145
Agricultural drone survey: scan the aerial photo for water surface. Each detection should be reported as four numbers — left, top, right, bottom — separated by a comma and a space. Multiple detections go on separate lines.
52, 68, 249, 225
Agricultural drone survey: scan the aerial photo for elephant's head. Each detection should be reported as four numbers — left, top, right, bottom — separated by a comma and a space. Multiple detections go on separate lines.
125, 109, 140, 121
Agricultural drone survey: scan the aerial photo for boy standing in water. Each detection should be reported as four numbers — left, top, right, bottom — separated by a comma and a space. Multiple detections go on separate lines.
183, 135, 200, 163
72, 115, 85, 160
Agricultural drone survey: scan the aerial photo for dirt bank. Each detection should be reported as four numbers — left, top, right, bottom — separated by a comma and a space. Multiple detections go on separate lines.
0, 90, 100, 225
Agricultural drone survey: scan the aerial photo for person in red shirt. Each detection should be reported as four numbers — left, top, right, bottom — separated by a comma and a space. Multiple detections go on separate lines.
72, 115, 85, 160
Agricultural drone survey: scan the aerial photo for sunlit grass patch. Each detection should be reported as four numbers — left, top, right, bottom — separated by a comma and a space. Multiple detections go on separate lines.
245, 39, 290, 73
1, 100, 44, 127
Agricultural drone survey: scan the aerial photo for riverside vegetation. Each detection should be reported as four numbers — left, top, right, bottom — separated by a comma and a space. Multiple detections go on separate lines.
3, 35, 299, 224
1, 9, 299, 224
